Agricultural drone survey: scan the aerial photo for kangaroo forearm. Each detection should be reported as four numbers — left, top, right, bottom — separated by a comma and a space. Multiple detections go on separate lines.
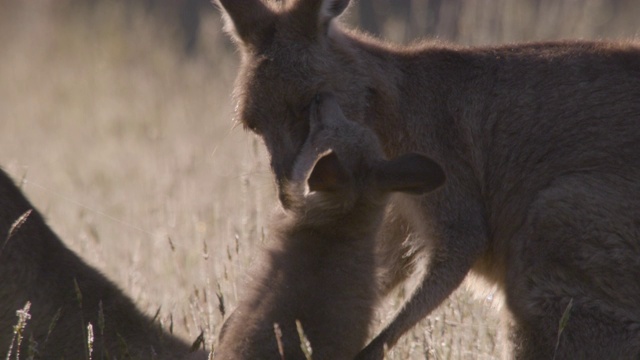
378, 255, 472, 346
370, 185, 487, 346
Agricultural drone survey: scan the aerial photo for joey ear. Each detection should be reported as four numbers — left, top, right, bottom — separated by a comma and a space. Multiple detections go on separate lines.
307, 150, 352, 192
291, 0, 351, 38
373, 153, 446, 195
215, 0, 275, 46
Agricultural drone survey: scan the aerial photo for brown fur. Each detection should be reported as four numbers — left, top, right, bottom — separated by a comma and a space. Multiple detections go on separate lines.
216, 0, 640, 358
0, 169, 208, 359
215, 93, 444, 360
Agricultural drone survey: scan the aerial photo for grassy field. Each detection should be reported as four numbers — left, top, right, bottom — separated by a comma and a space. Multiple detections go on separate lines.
1, 1, 638, 358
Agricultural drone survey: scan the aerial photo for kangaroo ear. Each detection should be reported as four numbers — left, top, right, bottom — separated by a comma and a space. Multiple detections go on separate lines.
215, 0, 275, 46
290, 0, 351, 38
307, 150, 352, 192
373, 153, 446, 195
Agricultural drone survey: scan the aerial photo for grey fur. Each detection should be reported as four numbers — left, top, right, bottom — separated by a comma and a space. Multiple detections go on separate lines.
216, 0, 640, 358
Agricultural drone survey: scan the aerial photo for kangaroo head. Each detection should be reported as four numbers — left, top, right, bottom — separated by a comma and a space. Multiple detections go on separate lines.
215, 0, 372, 207
283, 93, 445, 221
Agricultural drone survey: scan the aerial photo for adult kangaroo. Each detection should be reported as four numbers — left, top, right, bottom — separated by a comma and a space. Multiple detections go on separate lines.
0, 169, 208, 359
216, 93, 445, 360
216, 0, 640, 358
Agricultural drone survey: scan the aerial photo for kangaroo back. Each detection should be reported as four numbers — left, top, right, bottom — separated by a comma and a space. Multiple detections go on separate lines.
0, 169, 207, 359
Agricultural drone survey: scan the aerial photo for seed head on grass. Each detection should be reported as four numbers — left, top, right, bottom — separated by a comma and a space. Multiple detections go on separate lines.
87, 323, 94, 360
73, 278, 92, 360
0, 210, 32, 257
273, 323, 284, 360
6, 301, 32, 360
74, 278, 83, 310
295, 320, 313, 360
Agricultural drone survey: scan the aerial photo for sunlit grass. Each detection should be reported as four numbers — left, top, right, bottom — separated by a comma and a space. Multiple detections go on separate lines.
1, 1, 273, 352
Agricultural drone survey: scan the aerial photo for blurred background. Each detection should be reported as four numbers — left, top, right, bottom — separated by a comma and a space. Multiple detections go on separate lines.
1, 1, 638, 358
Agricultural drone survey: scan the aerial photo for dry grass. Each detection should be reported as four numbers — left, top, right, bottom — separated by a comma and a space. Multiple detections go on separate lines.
0, 1, 272, 353
1, 1, 638, 358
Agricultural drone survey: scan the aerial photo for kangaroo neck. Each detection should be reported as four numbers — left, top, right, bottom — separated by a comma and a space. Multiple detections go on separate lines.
343, 31, 474, 158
